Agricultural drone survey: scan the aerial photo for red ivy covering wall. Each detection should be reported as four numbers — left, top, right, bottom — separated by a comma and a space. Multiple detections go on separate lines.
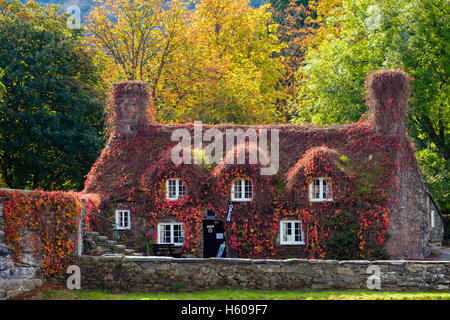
82, 70, 418, 260
0, 190, 81, 276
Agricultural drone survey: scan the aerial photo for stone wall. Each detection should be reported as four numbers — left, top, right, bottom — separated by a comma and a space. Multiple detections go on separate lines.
0, 204, 43, 300
75, 255, 450, 293
429, 195, 444, 246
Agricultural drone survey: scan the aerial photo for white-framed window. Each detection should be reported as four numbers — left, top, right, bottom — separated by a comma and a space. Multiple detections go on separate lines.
309, 177, 333, 202
280, 220, 305, 245
431, 210, 436, 228
231, 179, 253, 202
115, 209, 131, 230
166, 179, 186, 200
157, 222, 184, 246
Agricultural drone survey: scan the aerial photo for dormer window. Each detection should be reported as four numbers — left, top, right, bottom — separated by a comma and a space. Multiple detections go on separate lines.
115, 209, 131, 230
309, 178, 333, 202
231, 179, 253, 202
166, 179, 186, 200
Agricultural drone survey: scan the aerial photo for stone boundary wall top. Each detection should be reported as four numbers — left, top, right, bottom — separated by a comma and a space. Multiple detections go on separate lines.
75, 255, 450, 293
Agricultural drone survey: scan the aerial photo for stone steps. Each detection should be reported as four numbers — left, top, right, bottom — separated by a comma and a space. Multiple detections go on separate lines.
116, 245, 126, 253
106, 240, 116, 246
86, 231, 100, 237
83, 230, 142, 256
97, 236, 108, 243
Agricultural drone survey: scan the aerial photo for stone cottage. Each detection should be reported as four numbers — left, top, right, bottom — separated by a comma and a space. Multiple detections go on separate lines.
82, 70, 444, 260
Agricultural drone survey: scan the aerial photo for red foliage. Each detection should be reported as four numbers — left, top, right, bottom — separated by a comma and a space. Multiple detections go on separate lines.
367, 70, 410, 135
82, 71, 415, 259
0, 190, 81, 276
82, 122, 405, 258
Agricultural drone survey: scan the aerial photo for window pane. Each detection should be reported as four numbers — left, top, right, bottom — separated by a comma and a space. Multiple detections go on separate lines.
244, 180, 252, 199
118, 211, 123, 227
313, 179, 320, 199
234, 181, 242, 199
322, 179, 328, 199
294, 222, 301, 242
282, 222, 288, 242
178, 181, 186, 198
168, 180, 177, 199
173, 224, 183, 243
159, 225, 165, 243
286, 222, 291, 236
164, 225, 171, 243
327, 180, 331, 198
123, 212, 128, 228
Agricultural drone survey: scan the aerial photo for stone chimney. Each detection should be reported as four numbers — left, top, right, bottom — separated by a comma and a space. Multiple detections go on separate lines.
367, 70, 410, 136
113, 81, 151, 139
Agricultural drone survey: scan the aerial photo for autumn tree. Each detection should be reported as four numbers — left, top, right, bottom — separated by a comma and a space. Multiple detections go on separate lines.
0, 0, 69, 31
267, 0, 345, 120
87, 0, 285, 124
305, 0, 344, 46
86, 0, 188, 100
268, 0, 314, 120
269, 0, 315, 88
156, 0, 285, 124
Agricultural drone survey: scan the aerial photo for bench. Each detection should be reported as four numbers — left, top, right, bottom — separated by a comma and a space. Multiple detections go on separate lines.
153, 244, 183, 257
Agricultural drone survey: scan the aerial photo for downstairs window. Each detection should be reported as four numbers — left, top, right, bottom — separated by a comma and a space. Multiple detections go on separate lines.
280, 220, 305, 245
158, 222, 184, 246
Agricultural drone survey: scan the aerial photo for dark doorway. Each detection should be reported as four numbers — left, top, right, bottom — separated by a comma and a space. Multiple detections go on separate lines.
203, 219, 226, 258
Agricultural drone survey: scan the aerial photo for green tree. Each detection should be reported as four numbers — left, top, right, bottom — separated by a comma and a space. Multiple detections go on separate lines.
293, 0, 449, 211
0, 3, 106, 190
323, 210, 362, 259
0, 68, 5, 101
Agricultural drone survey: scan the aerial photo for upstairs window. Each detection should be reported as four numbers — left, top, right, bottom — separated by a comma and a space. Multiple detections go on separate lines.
309, 178, 333, 202
280, 220, 305, 245
115, 209, 131, 230
166, 179, 186, 200
231, 179, 253, 202
158, 222, 184, 246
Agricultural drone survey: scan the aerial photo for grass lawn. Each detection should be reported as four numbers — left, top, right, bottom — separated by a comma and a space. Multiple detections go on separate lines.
19, 286, 450, 300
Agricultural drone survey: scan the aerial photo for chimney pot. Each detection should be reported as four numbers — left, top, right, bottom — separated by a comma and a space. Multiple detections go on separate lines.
112, 81, 151, 139
367, 70, 410, 136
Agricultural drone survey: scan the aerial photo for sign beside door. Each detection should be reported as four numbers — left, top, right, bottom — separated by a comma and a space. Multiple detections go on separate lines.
226, 204, 234, 222
216, 243, 226, 258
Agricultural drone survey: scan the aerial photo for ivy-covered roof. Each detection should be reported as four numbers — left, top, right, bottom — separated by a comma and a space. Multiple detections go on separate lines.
84, 122, 416, 204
